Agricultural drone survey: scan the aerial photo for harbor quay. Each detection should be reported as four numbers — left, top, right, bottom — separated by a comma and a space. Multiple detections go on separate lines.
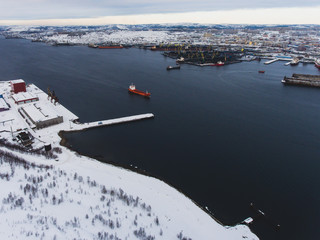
0, 79, 154, 150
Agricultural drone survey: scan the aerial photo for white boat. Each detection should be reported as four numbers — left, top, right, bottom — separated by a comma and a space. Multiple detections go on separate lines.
176, 57, 185, 63
290, 57, 299, 66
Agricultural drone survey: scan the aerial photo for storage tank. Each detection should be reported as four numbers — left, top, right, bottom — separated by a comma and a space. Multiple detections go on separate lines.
44, 143, 52, 152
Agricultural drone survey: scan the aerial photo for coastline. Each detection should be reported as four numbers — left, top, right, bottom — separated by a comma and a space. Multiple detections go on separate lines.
59, 130, 228, 226
2, 28, 320, 239
0, 79, 258, 239
54, 132, 258, 239
0, 129, 258, 239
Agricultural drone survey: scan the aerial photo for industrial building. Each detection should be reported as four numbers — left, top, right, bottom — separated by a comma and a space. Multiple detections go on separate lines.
10, 79, 39, 105
20, 103, 63, 129
11, 79, 26, 93
0, 94, 9, 112
11, 92, 39, 105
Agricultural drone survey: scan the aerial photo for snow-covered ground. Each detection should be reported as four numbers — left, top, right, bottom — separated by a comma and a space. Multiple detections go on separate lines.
43, 31, 175, 45
0, 80, 258, 239
0, 143, 258, 240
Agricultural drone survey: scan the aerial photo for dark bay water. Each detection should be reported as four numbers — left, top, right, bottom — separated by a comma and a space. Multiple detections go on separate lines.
1, 37, 320, 239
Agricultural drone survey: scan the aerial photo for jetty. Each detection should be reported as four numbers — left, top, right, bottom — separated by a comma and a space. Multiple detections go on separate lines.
282, 73, 320, 87
0, 79, 154, 148
264, 58, 279, 65
264, 57, 294, 65
67, 114, 154, 132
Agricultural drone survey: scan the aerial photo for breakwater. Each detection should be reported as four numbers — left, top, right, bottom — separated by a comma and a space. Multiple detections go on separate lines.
282, 73, 320, 87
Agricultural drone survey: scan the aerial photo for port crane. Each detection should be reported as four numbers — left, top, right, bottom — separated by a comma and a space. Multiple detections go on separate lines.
47, 87, 59, 105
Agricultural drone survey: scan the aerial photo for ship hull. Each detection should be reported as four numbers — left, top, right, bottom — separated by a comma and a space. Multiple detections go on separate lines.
98, 45, 123, 49
210, 61, 225, 66
128, 89, 150, 98
167, 65, 180, 70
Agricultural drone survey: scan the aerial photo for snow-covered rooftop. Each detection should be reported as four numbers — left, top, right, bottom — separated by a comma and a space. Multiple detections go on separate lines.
0, 97, 9, 110
21, 103, 61, 123
10, 79, 25, 84
11, 92, 38, 103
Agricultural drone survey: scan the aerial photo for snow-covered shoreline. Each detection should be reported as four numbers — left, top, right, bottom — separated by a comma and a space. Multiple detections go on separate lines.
0, 142, 258, 240
0, 80, 258, 239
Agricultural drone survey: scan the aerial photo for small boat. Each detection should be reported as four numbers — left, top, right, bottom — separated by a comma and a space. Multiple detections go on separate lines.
211, 61, 225, 66
88, 43, 98, 48
167, 65, 181, 70
176, 57, 185, 63
315, 59, 320, 69
258, 70, 265, 73
128, 84, 150, 98
290, 57, 299, 66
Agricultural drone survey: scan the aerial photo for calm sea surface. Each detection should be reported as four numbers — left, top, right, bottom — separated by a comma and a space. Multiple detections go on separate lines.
1, 37, 320, 239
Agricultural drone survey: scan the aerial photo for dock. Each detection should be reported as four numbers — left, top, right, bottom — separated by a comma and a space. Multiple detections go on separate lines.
282, 73, 320, 87
264, 58, 279, 65
66, 113, 154, 132
0, 80, 155, 147
264, 57, 294, 65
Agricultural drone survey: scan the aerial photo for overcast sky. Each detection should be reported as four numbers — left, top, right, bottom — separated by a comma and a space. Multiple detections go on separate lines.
1, 0, 320, 25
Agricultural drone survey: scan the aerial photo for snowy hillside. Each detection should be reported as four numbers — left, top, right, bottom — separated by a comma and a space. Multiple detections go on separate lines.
0, 140, 258, 240
43, 30, 173, 45
0, 80, 257, 239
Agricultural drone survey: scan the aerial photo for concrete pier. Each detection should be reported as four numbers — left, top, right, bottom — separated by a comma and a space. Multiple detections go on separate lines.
264, 58, 279, 65
282, 74, 320, 87
66, 113, 155, 132
264, 57, 294, 65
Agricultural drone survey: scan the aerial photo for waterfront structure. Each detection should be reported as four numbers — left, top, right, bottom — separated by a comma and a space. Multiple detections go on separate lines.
11, 79, 26, 93
20, 103, 63, 129
0, 95, 9, 112
11, 92, 39, 105
0, 79, 153, 146
282, 74, 320, 87
9, 79, 39, 105
2, 25, 320, 64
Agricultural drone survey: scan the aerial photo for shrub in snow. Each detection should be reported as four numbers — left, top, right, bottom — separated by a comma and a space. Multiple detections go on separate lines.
177, 231, 192, 240
154, 217, 159, 226
101, 186, 108, 194
52, 147, 62, 154
133, 227, 155, 240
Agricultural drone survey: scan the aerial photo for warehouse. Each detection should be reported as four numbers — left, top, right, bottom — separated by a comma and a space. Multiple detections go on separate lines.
0, 94, 9, 112
20, 103, 63, 129
11, 91, 39, 105
11, 79, 26, 93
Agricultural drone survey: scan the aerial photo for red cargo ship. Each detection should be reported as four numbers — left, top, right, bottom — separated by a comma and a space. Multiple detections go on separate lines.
128, 84, 150, 98
210, 61, 225, 66
98, 45, 123, 49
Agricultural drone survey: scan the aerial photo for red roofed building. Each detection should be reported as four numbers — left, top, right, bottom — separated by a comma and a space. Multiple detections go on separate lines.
11, 79, 26, 94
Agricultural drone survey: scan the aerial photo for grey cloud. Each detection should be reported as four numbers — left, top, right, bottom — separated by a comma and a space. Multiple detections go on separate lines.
1, 0, 319, 20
